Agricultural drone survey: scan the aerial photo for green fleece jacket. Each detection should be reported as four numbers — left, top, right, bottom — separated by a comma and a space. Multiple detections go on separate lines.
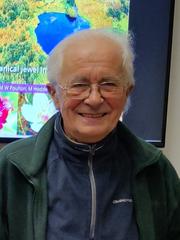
0, 116, 179, 240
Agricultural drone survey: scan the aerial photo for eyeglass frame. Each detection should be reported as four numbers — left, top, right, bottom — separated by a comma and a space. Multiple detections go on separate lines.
53, 78, 129, 100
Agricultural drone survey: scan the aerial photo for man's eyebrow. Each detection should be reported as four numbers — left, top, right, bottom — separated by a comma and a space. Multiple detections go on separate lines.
68, 76, 89, 83
67, 74, 123, 84
100, 75, 123, 82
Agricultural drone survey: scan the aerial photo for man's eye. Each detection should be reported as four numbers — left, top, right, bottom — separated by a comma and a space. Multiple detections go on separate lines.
70, 83, 89, 89
101, 82, 118, 87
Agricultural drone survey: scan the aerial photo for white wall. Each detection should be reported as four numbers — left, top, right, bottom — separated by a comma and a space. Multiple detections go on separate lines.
163, 0, 180, 176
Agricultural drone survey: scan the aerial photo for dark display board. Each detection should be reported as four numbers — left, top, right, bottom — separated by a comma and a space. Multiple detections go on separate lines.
124, 0, 175, 147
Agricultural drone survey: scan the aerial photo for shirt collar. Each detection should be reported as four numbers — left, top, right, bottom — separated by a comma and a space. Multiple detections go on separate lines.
52, 113, 118, 164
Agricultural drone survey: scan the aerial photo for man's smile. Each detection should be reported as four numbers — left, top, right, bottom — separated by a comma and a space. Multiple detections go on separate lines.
78, 113, 107, 118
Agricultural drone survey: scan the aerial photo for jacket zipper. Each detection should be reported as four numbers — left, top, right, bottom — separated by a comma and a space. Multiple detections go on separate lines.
88, 146, 96, 240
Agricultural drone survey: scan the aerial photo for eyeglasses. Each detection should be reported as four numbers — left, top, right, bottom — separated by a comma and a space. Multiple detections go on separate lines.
57, 80, 125, 99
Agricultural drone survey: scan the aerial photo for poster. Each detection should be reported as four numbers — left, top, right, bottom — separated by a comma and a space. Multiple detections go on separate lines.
0, 0, 130, 139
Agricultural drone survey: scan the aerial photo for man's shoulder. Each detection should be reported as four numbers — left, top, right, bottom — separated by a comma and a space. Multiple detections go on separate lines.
117, 122, 180, 182
0, 136, 36, 155
0, 136, 37, 167
117, 122, 160, 157
116, 122, 172, 173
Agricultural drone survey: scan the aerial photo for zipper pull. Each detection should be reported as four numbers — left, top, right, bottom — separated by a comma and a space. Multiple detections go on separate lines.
90, 144, 96, 156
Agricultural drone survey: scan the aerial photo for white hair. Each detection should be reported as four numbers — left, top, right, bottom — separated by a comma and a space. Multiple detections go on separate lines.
47, 28, 135, 87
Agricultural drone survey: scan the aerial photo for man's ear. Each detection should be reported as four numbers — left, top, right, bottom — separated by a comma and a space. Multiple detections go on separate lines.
46, 83, 56, 97
126, 84, 134, 97
46, 83, 60, 109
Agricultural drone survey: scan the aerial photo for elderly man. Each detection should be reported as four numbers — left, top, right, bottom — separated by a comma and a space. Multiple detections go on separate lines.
0, 29, 179, 240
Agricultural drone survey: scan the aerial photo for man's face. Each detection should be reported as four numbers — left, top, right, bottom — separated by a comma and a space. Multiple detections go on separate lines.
48, 37, 132, 143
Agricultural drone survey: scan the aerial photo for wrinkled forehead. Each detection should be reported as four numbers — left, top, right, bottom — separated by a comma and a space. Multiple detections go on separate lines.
59, 36, 124, 86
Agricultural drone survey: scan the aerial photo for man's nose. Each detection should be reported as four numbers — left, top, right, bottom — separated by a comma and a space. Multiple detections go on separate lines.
83, 85, 104, 106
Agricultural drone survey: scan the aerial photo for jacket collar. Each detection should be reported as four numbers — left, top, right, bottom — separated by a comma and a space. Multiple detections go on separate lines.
116, 122, 161, 175
7, 113, 161, 177
51, 113, 118, 166
7, 114, 55, 177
